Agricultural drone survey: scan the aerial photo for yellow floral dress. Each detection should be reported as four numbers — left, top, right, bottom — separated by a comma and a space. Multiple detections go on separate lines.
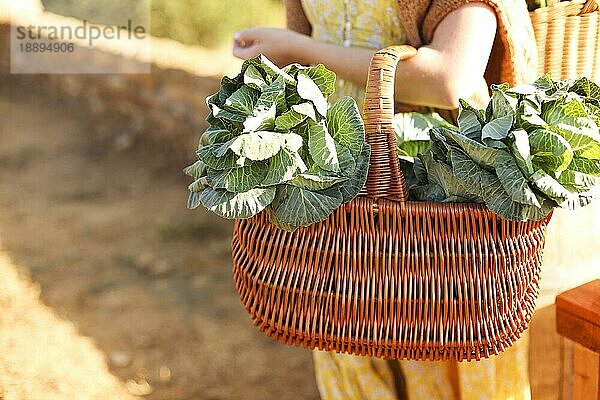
301, 0, 532, 399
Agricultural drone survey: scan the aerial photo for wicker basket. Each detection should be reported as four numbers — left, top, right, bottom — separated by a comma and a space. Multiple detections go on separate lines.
530, 0, 599, 81
231, 46, 553, 361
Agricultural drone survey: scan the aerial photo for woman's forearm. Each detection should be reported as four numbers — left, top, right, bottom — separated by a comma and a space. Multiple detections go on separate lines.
296, 39, 375, 89
295, 2, 497, 109
297, 39, 458, 109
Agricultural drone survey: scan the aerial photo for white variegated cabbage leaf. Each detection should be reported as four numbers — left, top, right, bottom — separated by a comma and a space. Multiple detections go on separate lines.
185, 55, 369, 231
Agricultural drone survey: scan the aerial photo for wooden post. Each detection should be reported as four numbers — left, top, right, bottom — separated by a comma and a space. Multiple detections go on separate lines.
572, 344, 599, 400
556, 279, 600, 400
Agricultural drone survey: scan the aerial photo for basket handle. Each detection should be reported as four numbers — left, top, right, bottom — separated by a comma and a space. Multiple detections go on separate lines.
581, 0, 598, 13
363, 45, 417, 201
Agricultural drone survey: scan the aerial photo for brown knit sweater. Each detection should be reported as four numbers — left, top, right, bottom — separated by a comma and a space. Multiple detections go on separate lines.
284, 0, 538, 89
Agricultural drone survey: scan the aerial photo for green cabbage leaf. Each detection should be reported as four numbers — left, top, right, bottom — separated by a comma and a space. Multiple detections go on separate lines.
185, 55, 369, 231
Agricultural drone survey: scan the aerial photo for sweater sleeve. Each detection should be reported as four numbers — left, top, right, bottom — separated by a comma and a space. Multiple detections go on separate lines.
285, 0, 312, 36
420, 0, 538, 86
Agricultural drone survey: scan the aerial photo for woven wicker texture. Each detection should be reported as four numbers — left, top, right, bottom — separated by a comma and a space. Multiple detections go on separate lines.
530, 0, 600, 81
232, 46, 553, 361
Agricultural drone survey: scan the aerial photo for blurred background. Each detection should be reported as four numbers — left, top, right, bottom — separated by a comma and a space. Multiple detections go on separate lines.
43, 0, 284, 48
0, 0, 598, 399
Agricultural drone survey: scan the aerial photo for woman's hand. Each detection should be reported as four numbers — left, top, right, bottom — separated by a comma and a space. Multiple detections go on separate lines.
232, 27, 309, 66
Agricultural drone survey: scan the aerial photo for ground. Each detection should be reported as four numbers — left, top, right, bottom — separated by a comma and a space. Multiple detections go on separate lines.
0, 84, 319, 400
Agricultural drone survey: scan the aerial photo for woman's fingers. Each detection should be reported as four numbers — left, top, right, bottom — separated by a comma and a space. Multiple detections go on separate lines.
234, 28, 255, 40
231, 27, 298, 64
233, 29, 260, 47
233, 43, 261, 59
232, 29, 261, 59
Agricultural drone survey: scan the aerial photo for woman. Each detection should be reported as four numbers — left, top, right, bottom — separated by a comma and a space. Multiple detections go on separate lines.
232, 0, 538, 398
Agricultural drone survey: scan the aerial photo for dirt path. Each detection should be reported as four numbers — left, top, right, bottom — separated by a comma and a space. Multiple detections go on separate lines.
0, 85, 319, 400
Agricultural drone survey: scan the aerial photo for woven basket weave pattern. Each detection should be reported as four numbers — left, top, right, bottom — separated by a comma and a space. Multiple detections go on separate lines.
231, 45, 553, 361
233, 199, 550, 361
530, 0, 600, 81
